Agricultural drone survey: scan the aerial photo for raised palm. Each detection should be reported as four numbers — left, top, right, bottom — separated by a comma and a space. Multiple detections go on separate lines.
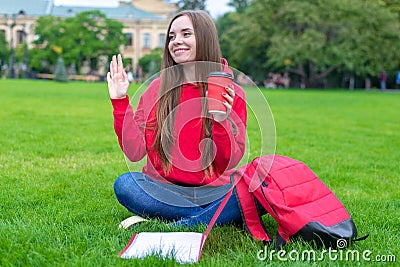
107, 54, 130, 99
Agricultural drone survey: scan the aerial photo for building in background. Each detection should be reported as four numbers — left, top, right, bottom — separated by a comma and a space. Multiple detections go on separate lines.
0, 0, 177, 77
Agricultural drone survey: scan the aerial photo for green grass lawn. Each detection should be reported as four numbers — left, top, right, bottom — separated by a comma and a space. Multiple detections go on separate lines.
0, 79, 399, 266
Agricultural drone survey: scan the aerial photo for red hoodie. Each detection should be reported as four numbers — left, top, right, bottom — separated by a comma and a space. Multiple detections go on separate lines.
111, 61, 247, 186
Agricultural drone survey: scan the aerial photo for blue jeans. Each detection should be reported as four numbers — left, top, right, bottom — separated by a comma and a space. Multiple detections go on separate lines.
114, 172, 242, 226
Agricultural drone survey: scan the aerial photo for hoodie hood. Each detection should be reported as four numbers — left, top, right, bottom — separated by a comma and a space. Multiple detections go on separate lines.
221, 58, 234, 78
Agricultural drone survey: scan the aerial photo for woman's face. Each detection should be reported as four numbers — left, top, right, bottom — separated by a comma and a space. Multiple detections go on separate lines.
168, 15, 197, 64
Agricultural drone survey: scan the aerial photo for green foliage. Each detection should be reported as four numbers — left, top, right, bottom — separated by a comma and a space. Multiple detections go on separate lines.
216, 13, 239, 67
382, 0, 400, 17
138, 48, 162, 77
29, 47, 52, 73
228, 0, 251, 13
0, 80, 399, 266
32, 11, 126, 74
30, 16, 62, 72
176, 0, 207, 11
221, 0, 400, 87
0, 31, 9, 66
217, 11, 268, 81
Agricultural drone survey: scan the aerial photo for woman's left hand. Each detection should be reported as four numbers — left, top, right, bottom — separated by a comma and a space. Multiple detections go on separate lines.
107, 54, 130, 99
212, 85, 235, 122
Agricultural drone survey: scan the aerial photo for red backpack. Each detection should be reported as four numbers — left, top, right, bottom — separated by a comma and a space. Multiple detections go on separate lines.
231, 154, 366, 248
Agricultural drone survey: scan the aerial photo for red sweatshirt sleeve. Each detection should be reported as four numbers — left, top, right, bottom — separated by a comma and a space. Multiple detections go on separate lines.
211, 84, 247, 173
111, 96, 147, 162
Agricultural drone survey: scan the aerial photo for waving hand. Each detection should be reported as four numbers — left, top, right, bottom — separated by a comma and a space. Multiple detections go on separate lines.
107, 54, 130, 99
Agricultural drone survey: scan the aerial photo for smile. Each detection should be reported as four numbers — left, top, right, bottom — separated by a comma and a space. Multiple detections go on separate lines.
174, 48, 189, 55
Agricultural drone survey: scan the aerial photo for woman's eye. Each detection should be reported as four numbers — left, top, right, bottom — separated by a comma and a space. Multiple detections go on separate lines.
169, 35, 175, 41
184, 32, 192, 37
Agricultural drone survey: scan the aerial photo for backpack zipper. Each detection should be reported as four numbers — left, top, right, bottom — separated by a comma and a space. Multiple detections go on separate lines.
260, 181, 279, 219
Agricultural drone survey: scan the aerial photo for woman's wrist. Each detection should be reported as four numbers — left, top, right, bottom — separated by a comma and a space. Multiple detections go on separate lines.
110, 94, 127, 100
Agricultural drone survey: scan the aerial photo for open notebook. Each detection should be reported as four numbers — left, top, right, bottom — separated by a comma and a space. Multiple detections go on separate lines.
119, 232, 204, 263
118, 188, 233, 264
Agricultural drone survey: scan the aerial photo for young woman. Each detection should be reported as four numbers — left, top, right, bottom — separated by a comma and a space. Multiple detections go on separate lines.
107, 10, 247, 226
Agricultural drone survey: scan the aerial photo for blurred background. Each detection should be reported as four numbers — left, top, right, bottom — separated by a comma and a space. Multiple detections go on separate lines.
1, 0, 399, 89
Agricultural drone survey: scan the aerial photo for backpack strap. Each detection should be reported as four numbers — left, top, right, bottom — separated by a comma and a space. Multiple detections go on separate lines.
202, 186, 234, 240
231, 172, 273, 244
352, 234, 369, 242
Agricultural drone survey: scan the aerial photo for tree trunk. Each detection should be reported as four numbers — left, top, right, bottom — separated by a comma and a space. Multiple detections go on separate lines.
308, 62, 317, 88
365, 77, 371, 90
287, 62, 306, 88
307, 62, 339, 88
349, 72, 355, 90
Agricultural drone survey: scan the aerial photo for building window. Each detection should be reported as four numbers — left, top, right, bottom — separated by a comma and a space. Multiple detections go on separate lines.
17, 30, 26, 44
143, 33, 151, 48
126, 32, 133, 46
158, 33, 166, 47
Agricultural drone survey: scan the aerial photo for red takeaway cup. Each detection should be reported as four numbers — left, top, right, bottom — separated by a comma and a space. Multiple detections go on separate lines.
207, 71, 233, 115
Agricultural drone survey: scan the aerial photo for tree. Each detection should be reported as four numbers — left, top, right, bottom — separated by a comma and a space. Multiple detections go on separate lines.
217, 10, 269, 82
29, 47, 51, 73
176, 0, 207, 11
138, 48, 162, 78
14, 43, 29, 78
228, 0, 251, 13
382, 0, 400, 18
230, 0, 400, 88
0, 31, 9, 76
32, 11, 126, 74
336, 0, 400, 88
30, 16, 62, 73
216, 12, 268, 81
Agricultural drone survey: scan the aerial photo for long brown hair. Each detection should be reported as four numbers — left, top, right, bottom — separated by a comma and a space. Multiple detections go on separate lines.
152, 10, 222, 177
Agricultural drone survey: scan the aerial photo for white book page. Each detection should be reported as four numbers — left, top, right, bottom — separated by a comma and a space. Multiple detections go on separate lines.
120, 232, 204, 264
